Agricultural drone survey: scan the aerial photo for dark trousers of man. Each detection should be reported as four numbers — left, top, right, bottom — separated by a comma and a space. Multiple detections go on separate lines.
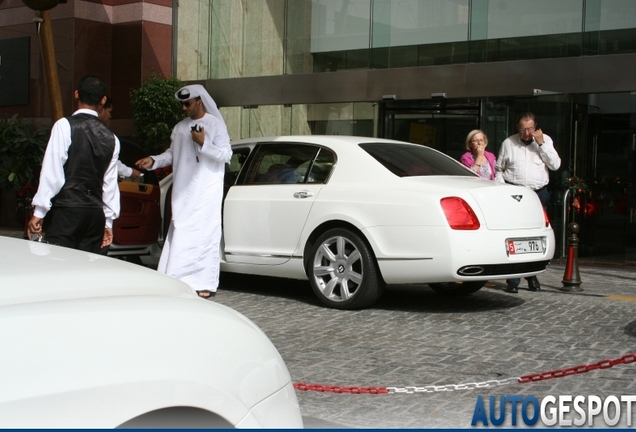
44, 207, 105, 253
507, 185, 550, 288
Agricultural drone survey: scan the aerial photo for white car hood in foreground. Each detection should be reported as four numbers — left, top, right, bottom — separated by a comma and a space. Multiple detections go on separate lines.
0, 237, 194, 306
0, 237, 302, 428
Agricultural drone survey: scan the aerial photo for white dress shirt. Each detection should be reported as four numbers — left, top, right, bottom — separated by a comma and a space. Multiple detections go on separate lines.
494, 133, 561, 190
116, 160, 133, 177
31, 109, 121, 228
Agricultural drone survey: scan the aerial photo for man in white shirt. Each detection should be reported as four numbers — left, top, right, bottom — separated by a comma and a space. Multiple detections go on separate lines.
98, 96, 142, 179
495, 112, 561, 293
27, 76, 120, 253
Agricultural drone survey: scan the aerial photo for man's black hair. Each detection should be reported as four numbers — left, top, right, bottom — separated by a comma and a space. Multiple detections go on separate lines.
516, 111, 536, 125
78, 75, 107, 106
102, 96, 113, 110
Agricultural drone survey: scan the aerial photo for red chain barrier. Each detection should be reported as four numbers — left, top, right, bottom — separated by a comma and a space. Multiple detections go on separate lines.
294, 382, 389, 394
518, 353, 636, 384
293, 354, 636, 394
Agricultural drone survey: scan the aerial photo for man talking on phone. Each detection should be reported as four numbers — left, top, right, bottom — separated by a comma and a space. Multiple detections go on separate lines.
495, 111, 561, 293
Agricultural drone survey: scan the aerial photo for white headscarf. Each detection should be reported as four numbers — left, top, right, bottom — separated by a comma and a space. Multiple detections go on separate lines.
175, 84, 224, 122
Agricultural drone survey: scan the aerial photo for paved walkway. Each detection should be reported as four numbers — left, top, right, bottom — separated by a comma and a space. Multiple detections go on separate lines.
4, 228, 635, 428
215, 266, 636, 428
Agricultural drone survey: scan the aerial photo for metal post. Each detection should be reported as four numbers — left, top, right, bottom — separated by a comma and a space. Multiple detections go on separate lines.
38, 9, 63, 122
560, 222, 583, 292
561, 188, 571, 258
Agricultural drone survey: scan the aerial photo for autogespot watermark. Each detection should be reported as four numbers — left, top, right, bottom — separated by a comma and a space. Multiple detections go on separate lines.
471, 395, 636, 427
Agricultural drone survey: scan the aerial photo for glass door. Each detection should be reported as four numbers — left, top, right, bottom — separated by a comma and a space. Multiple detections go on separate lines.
381, 99, 480, 161
580, 112, 636, 265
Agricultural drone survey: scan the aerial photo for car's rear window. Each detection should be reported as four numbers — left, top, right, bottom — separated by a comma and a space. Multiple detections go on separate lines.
359, 142, 476, 177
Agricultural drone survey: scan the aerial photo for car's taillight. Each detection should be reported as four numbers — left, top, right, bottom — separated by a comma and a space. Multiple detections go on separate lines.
440, 197, 480, 230
543, 208, 550, 227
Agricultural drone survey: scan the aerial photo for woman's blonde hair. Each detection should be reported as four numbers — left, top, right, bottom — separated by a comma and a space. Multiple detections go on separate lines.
465, 129, 488, 150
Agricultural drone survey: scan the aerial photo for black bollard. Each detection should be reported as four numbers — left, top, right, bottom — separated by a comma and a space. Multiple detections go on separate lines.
560, 222, 583, 292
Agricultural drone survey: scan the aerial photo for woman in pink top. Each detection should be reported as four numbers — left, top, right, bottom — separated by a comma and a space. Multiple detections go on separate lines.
460, 129, 496, 180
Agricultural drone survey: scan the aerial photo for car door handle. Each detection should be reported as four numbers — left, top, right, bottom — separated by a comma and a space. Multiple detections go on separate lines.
293, 191, 314, 199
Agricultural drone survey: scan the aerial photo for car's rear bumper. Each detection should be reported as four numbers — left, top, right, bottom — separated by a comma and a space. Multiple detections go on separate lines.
455, 259, 551, 277
367, 225, 555, 284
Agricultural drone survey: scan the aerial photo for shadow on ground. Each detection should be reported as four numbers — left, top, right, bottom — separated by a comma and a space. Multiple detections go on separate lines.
219, 272, 525, 313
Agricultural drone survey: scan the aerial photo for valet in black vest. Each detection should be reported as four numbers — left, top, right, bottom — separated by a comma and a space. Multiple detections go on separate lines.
28, 76, 121, 253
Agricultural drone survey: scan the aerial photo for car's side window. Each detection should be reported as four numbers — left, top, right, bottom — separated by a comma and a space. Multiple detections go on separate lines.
244, 144, 320, 185
306, 148, 336, 184
224, 148, 250, 195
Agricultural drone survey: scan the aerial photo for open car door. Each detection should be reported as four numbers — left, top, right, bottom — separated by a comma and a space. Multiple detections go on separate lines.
108, 139, 161, 257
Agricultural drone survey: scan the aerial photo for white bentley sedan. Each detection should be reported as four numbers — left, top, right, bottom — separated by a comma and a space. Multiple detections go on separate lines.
112, 136, 555, 310
0, 236, 302, 428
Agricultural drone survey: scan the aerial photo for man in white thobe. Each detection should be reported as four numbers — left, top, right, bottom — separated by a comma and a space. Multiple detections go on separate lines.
136, 85, 232, 298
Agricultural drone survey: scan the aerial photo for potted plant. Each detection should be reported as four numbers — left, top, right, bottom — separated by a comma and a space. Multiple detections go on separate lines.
0, 115, 49, 229
130, 74, 185, 155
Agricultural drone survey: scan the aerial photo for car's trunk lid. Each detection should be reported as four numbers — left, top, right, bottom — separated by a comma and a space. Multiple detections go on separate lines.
401, 176, 546, 230
467, 183, 546, 230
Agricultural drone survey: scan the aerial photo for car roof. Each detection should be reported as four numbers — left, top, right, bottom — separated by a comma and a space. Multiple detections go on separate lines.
228, 135, 454, 165
230, 135, 407, 148
0, 237, 195, 307
228, 135, 463, 183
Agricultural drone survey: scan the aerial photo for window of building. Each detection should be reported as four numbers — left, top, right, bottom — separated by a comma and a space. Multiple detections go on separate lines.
219, 102, 376, 142
176, 0, 636, 79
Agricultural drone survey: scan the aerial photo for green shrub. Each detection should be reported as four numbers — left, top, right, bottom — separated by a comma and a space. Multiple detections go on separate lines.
0, 115, 49, 190
131, 74, 185, 154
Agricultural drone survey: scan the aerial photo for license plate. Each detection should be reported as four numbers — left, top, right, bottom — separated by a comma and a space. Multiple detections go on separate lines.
507, 238, 544, 255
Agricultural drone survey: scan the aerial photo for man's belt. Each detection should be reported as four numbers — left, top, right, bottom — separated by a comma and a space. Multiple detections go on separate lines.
505, 180, 548, 192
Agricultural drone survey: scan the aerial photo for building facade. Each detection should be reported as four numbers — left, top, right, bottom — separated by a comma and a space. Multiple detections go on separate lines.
175, 0, 636, 266
0, 0, 173, 136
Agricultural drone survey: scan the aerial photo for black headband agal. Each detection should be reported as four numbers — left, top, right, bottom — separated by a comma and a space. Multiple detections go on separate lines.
176, 89, 191, 100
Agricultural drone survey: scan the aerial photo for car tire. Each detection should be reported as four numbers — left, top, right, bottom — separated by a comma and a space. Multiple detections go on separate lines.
428, 281, 485, 296
308, 228, 384, 310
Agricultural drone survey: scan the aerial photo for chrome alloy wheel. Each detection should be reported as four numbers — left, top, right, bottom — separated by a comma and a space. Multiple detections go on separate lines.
312, 235, 363, 302
308, 228, 383, 309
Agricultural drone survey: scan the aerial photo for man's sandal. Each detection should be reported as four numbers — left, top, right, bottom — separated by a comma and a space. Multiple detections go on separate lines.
197, 290, 216, 299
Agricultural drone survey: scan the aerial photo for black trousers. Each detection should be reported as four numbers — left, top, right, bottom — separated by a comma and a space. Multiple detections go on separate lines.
44, 207, 105, 253
534, 185, 550, 208
507, 185, 550, 287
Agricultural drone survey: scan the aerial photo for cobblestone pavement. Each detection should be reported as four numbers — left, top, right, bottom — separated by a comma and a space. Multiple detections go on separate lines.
215, 266, 636, 428
4, 229, 635, 428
